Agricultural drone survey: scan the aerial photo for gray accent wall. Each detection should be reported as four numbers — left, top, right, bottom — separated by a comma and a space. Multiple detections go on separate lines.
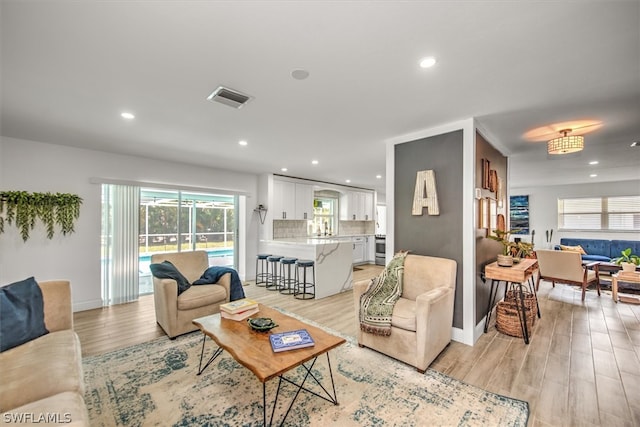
394, 130, 464, 329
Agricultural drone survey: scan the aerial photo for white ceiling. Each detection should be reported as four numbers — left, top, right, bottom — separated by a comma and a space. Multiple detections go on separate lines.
2, 1, 639, 195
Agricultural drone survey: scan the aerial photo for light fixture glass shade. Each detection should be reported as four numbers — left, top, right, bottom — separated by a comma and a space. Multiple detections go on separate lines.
547, 135, 584, 155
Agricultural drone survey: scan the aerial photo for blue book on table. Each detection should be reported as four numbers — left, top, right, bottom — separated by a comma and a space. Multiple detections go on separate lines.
269, 329, 315, 352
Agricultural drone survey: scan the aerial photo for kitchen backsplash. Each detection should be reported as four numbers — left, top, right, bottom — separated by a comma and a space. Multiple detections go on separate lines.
273, 220, 309, 239
273, 220, 374, 239
273, 219, 375, 239
339, 220, 375, 236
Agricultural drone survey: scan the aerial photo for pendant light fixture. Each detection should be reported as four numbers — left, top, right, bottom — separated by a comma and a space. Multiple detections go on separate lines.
547, 129, 584, 155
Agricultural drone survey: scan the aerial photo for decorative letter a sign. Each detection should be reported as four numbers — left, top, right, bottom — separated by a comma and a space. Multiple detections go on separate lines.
412, 170, 439, 216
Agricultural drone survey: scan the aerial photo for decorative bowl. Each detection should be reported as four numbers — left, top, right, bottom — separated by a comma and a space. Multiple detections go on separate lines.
248, 317, 278, 332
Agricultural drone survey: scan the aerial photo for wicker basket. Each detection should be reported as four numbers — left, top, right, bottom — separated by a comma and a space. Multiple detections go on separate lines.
496, 290, 536, 338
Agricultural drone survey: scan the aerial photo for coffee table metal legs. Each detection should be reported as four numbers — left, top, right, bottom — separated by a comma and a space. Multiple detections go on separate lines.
263, 353, 339, 427
196, 333, 223, 375
196, 333, 340, 426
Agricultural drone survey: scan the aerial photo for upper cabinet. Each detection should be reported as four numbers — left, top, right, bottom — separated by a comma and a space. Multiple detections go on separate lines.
273, 179, 313, 220
294, 183, 314, 220
340, 190, 375, 221
363, 192, 374, 221
273, 180, 294, 220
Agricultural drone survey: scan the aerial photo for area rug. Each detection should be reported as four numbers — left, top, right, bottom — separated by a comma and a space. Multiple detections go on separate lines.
83, 314, 529, 427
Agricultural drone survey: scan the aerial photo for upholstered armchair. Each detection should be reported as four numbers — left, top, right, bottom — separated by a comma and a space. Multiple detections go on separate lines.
353, 254, 457, 373
535, 249, 600, 301
151, 251, 230, 338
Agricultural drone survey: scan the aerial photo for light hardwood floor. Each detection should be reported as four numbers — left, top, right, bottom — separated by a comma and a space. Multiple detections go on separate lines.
74, 265, 640, 426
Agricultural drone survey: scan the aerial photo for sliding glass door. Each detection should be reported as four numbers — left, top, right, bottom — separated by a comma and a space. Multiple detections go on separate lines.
138, 189, 237, 295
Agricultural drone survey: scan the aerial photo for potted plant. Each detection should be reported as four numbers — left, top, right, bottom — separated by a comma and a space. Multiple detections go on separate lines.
611, 248, 640, 273
488, 229, 534, 267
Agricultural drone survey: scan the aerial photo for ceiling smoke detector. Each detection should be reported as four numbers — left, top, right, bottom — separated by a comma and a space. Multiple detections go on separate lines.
206, 86, 253, 109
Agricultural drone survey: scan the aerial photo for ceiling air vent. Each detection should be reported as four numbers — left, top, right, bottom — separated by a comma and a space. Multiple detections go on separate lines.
206, 86, 252, 109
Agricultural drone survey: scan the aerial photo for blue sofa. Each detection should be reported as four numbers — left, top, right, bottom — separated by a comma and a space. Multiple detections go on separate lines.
555, 238, 640, 262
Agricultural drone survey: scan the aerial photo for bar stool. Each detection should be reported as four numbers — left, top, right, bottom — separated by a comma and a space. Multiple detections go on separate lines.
295, 259, 315, 300
266, 255, 284, 291
255, 253, 271, 287
279, 257, 298, 295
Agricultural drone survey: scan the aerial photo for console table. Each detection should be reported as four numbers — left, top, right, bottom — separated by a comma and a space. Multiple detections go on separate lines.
484, 258, 540, 344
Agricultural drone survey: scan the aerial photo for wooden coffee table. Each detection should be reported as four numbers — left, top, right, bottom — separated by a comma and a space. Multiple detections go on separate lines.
192, 304, 346, 426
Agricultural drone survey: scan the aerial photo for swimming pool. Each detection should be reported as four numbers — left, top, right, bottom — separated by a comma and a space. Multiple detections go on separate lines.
138, 248, 234, 263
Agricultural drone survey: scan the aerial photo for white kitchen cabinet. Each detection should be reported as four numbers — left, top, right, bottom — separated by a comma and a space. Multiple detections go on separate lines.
365, 235, 375, 262
294, 183, 314, 220
363, 192, 374, 221
352, 236, 365, 264
272, 180, 295, 219
340, 191, 374, 220
273, 179, 314, 220
339, 191, 354, 220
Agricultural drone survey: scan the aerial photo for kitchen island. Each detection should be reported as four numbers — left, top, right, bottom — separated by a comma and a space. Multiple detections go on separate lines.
259, 238, 353, 299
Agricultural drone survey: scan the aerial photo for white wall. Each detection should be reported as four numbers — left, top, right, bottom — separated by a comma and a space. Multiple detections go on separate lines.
511, 180, 640, 247
0, 137, 260, 311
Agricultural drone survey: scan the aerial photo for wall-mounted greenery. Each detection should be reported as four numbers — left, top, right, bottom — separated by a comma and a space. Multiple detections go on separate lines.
0, 191, 83, 241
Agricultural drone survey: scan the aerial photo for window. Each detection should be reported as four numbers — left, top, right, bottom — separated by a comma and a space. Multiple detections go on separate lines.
312, 197, 337, 236
138, 189, 237, 295
558, 196, 640, 231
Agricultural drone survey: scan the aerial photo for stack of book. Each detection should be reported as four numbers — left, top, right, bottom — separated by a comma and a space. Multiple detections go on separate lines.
220, 298, 259, 321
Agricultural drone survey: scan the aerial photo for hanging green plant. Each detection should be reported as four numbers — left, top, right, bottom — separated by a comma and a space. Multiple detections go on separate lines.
0, 191, 83, 241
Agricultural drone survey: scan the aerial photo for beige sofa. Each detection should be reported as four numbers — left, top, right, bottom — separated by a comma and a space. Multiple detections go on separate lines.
151, 251, 231, 338
353, 254, 457, 373
0, 280, 89, 426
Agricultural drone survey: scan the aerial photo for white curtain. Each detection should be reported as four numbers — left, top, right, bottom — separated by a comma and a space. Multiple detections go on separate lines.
101, 184, 140, 306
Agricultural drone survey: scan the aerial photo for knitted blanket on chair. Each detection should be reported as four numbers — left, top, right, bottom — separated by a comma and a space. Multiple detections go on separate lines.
359, 251, 408, 336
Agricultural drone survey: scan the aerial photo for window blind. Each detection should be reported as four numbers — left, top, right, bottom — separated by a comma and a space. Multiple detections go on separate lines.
558, 195, 640, 231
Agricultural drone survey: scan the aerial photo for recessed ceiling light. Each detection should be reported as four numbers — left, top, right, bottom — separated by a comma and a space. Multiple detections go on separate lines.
345, 179, 351, 183
281, 167, 288, 172
291, 69, 310, 80
590, 174, 598, 178
238, 140, 248, 146
311, 160, 319, 165
419, 57, 437, 68
376, 175, 382, 179
121, 112, 135, 120
589, 161, 599, 165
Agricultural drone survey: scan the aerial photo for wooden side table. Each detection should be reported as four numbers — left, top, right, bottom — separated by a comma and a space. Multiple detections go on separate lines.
484, 258, 540, 344
612, 271, 640, 303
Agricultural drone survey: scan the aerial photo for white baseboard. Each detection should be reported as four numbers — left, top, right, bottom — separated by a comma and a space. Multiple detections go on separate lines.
451, 327, 465, 344
474, 320, 487, 343
451, 320, 488, 347
73, 299, 103, 312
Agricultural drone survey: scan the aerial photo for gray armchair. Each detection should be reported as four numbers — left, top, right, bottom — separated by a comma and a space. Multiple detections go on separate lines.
535, 249, 600, 301
353, 254, 457, 373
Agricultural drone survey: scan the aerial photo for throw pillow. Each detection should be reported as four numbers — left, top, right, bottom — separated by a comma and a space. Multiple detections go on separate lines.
0, 277, 49, 352
149, 260, 191, 295
560, 244, 587, 255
